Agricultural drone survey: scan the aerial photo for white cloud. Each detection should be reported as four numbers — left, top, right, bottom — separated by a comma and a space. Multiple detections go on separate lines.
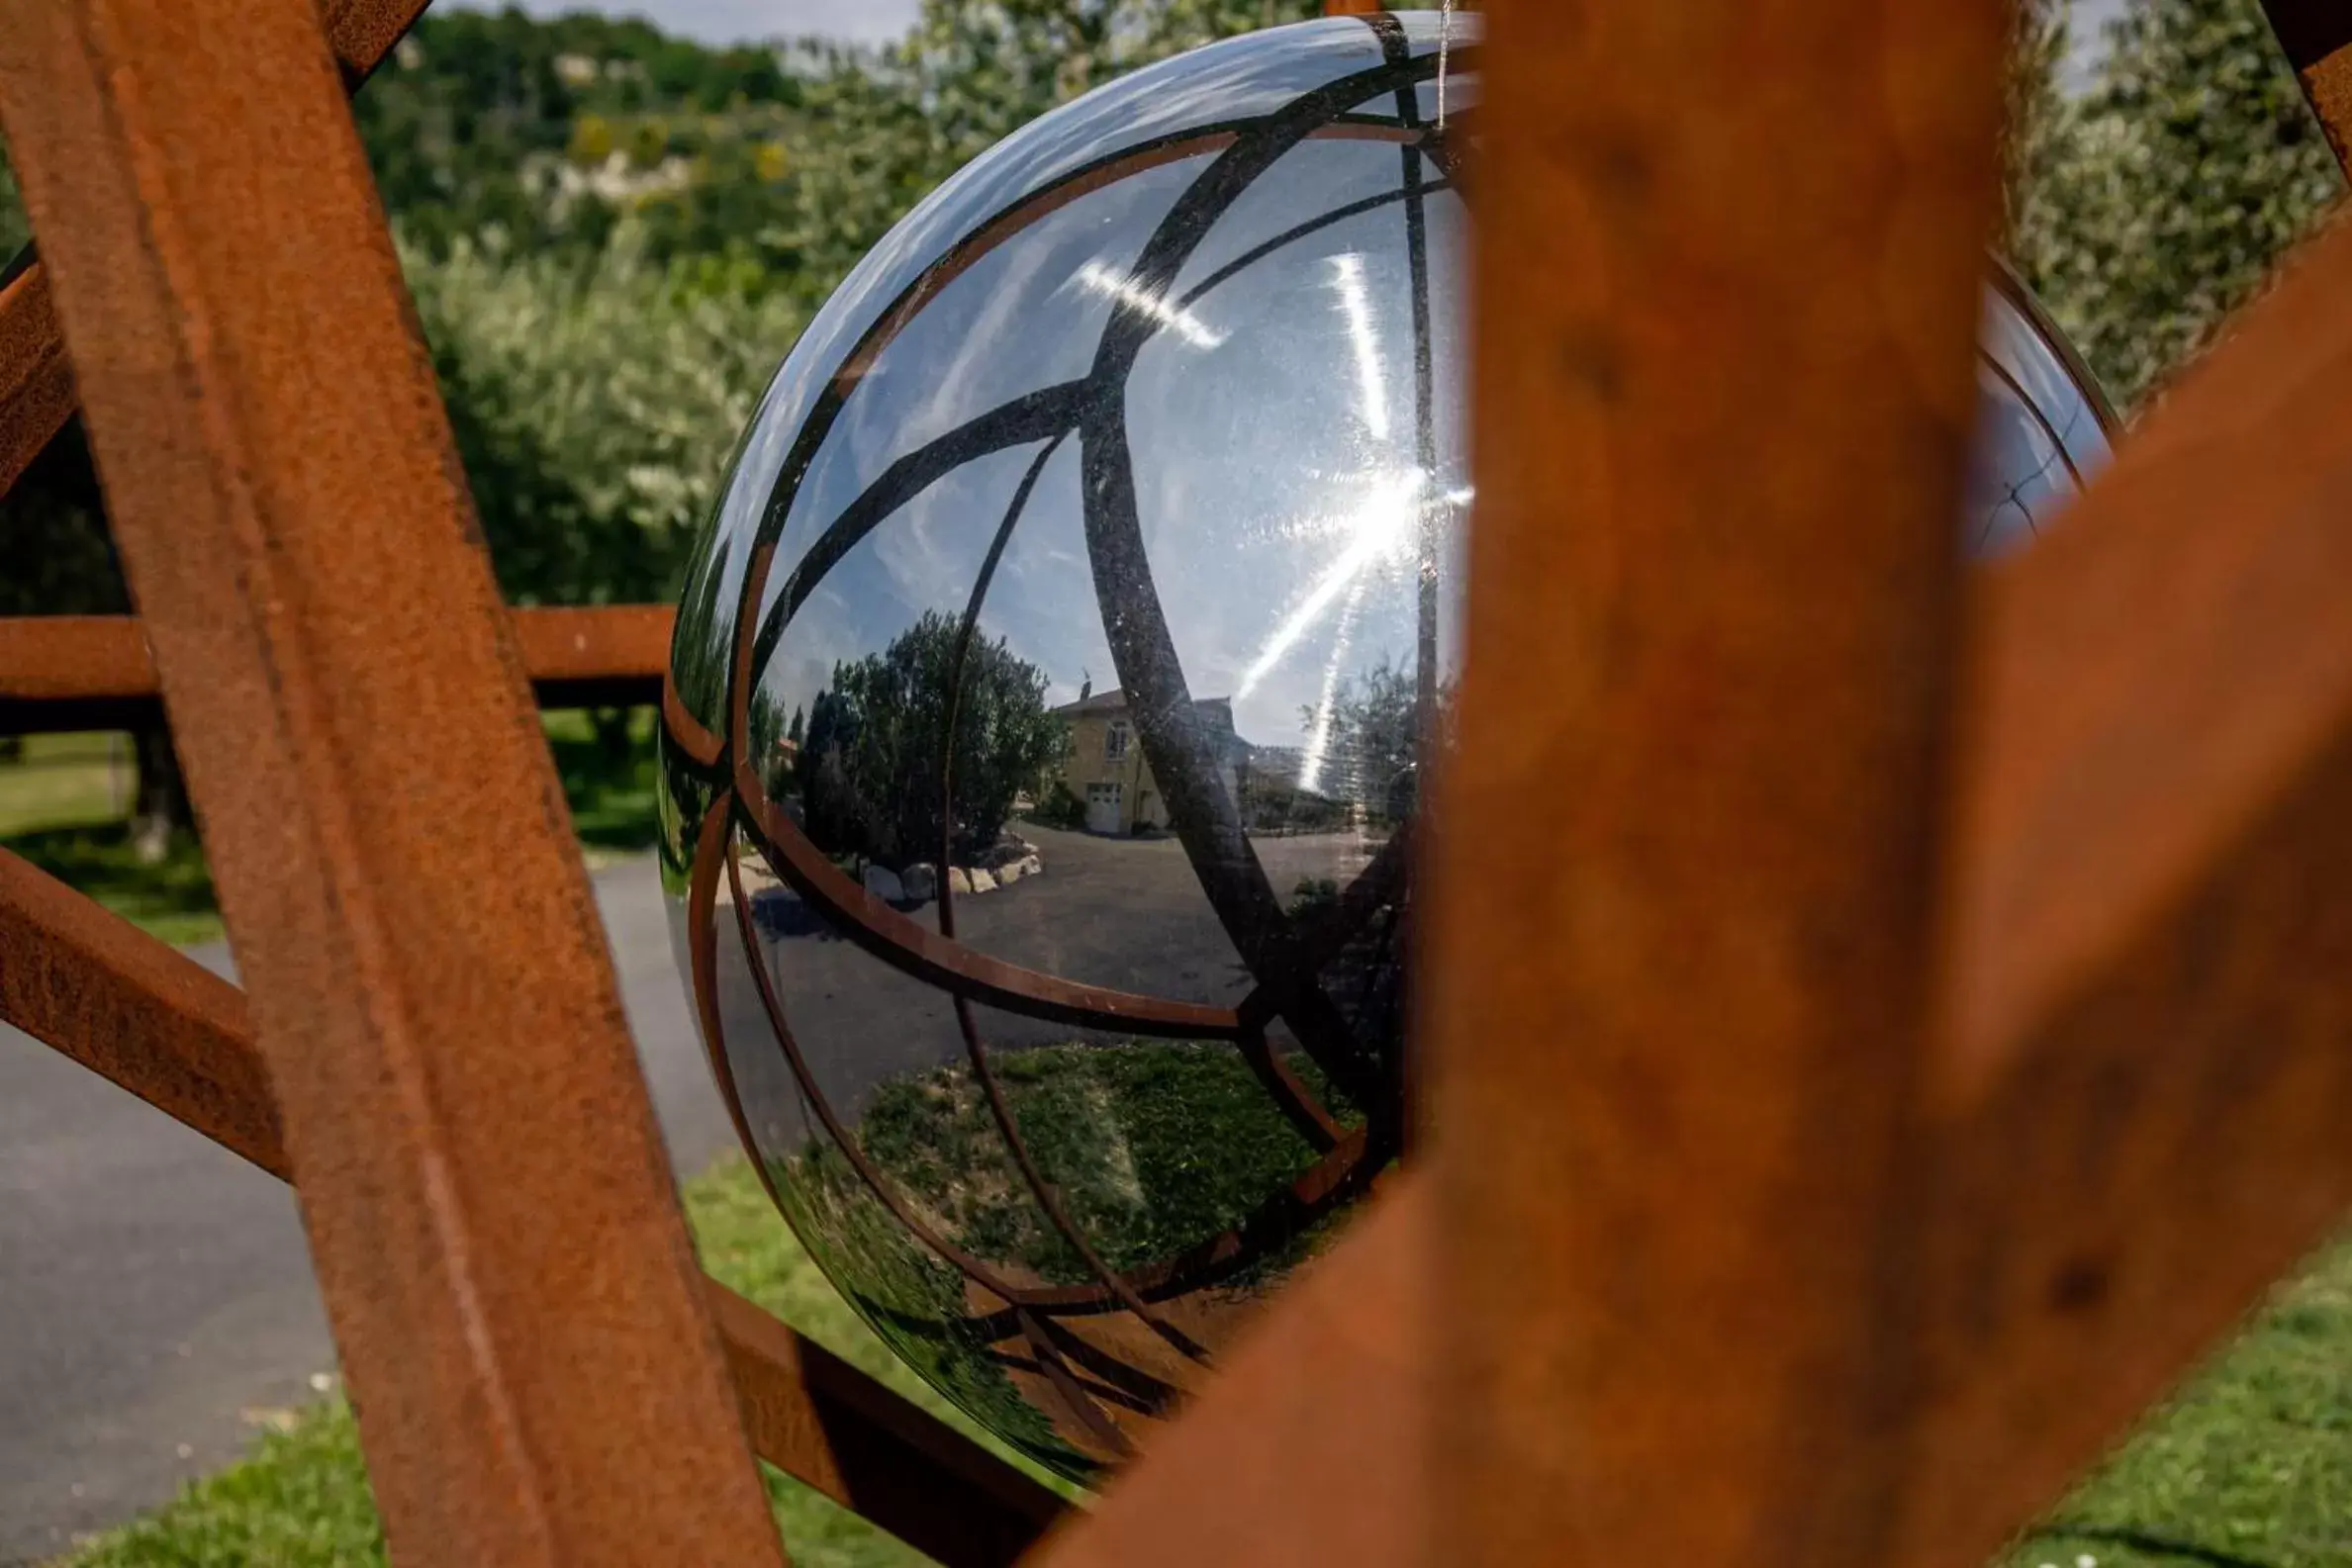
436, 0, 922, 47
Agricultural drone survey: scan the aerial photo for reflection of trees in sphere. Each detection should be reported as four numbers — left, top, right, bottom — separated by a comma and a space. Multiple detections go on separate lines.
658, 14, 2116, 1483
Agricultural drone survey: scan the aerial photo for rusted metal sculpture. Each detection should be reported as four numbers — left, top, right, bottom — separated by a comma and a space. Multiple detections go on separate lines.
660, 14, 2112, 1483
0, 0, 2348, 1564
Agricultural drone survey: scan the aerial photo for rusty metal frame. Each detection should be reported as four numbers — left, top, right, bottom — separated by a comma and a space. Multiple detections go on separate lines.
0, 0, 432, 499
0, 606, 672, 732
0, 845, 1065, 1566
2260, 0, 2352, 169
0, 0, 2348, 1563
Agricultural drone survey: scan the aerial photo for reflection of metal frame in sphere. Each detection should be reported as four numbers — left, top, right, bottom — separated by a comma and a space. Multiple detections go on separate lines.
663, 16, 1465, 1464
1974, 257, 2122, 551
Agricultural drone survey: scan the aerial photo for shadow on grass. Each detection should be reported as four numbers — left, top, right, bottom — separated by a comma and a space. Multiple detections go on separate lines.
2026, 1524, 2276, 1568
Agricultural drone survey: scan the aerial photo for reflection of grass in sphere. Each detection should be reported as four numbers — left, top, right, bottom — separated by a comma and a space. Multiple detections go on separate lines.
860, 1042, 1363, 1282
771, 1140, 1090, 1479
770, 1041, 1374, 1482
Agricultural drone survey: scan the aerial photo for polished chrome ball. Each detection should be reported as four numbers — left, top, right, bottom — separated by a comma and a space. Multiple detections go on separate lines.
660, 13, 2112, 1483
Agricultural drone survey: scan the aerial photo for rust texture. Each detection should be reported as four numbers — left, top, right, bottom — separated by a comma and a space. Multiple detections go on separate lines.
0, 0, 787, 1561
0, 605, 671, 733
0, 831, 1067, 1563
0, 847, 286, 1178
0, 264, 76, 504
0, 0, 428, 502
2256, 0, 2352, 173
1029, 1183, 1428, 1568
1900, 205, 2352, 1568
1424, 0, 2006, 1563
0, 0, 2346, 1562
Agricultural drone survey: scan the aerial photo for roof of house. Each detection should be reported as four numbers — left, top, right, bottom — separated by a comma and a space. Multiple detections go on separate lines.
1049, 688, 1235, 726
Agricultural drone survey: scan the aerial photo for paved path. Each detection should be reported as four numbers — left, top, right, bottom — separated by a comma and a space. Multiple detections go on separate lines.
0, 826, 1378, 1562
712, 823, 1380, 1135
0, 857, 738, 1565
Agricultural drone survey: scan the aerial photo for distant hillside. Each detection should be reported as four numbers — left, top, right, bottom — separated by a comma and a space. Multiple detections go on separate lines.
354, 9, 834, 286
354, 2, 1317, 305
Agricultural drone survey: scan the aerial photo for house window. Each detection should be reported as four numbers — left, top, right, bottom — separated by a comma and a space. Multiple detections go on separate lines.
1103, 721, 1131, 762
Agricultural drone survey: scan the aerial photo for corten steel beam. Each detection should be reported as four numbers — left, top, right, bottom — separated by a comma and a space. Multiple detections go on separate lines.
0, 847, 1068, 1567
0, 0, 429, 503
1425, 0, 2006, 1563
1043, 0, 2009, 1562
1028, 1183, 1428, 1568
0, 265, 75, 507
0, 605, 673, 733
0, 0, 787, 1562
1046, 88, 2352, 1568
2258, 0, 2352, 172
1896, 205, 2352, 1567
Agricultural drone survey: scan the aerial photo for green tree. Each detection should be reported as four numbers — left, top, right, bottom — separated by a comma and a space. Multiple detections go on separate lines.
797, 611, 1062, 870
2014, 0, 2343, 412
897, 0, 1322, 179
1306, 656, 1421, 822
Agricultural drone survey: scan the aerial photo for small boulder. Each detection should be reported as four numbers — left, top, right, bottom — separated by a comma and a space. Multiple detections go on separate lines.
948, 867, 974, 894
861, 864, 905, 903
1017, 854, 1043, 880
901, 863, 938, 902
968, 867, 998, 893
995, 859, 1026, 885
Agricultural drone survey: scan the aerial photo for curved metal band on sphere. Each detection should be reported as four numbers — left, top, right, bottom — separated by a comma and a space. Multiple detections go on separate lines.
658, 10, 2114, 1479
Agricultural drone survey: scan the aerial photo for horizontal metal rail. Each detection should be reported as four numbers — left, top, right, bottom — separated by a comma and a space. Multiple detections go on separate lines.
0, 844, 1068, 1568
0, 606, 670, 733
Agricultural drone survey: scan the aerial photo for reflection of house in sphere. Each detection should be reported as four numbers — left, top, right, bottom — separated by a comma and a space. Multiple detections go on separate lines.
657, 13, 2116, 1483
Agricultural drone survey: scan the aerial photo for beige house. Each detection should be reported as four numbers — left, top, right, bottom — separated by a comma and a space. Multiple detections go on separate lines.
1048, 687, 1245, 835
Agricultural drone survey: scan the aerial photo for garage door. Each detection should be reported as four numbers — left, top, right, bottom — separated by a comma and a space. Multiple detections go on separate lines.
1085, 782, 1122, 835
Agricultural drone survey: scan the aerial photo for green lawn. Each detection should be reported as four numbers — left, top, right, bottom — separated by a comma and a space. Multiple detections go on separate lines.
17, 724, 2352, 1566
0, 733, 133, 837
61, 1153, 1069, 1568
0, 711, 662, 948
1997, 1236, 2352, 1568
52, 1150, 2352, 1567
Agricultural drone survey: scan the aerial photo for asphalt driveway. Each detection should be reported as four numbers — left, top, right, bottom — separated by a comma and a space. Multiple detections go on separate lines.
0, 856, 737, 1565
0, 824, 1378, 1561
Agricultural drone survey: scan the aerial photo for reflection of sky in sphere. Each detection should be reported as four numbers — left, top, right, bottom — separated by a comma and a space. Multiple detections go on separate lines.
689, 13, 2110, 766
1970, 280, 2113, 557
720, 16, 1470, 762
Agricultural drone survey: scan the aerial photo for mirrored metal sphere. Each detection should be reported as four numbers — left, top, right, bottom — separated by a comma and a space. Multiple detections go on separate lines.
659, 12, 2114, 1484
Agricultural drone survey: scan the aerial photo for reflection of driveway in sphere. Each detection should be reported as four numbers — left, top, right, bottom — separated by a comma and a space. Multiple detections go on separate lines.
711, 824, 1384, 1127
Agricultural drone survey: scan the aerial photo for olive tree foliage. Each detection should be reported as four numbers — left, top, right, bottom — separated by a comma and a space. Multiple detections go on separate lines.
404, 234, 804, 607
897, 0, 1322, 173
2008, 0, 2344, 414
